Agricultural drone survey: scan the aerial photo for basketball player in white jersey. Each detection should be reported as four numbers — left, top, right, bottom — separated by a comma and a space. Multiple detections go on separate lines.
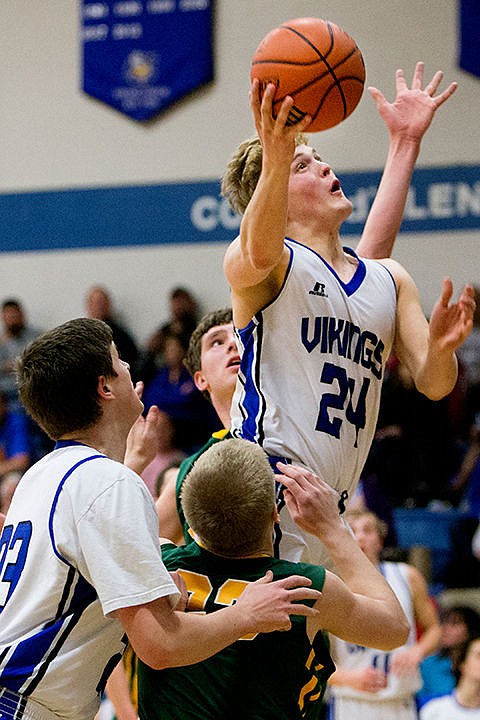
328, 510, 441, 720
0, 318, 323, 720
222, 63, 475, 564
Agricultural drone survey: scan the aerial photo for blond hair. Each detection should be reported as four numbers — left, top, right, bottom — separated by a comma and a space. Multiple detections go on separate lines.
345, 509, 388, 542
181, 438, 275, 557
221, 133, 310, 215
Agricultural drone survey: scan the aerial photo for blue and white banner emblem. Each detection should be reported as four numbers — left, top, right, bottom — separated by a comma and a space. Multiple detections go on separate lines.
81, 1, 214, 121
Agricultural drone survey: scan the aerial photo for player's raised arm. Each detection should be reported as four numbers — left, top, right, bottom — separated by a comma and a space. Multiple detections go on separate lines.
385, 262, 475, 400
357, 62, 458, 259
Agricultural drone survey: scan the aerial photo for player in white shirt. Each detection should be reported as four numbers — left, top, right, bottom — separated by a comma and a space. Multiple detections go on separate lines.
0, 318, 322, 720
419, 635, 480, 719
328, 510, 441, 720
223, 63, 475, 564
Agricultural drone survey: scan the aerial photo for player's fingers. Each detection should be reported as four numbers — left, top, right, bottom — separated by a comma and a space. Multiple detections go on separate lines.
252, 570, 274, 585
275, 94, 296, 128
411, 60, 424, 89
367, 86, 387, 109
275, 574, 314, 590
395, 67, 407, 92
134, 380, 144, 398
440, 277, 454, 306
259, 82, 277, 122
433, 81, 458, 108
287, 602, 321, 618
425, 70, 443, 95
286, 587, 322, 603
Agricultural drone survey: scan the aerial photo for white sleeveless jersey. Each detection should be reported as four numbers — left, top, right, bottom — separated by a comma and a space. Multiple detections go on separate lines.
0, 442, 179, 720
330, 562, 423, 701
230, 239, 397, 500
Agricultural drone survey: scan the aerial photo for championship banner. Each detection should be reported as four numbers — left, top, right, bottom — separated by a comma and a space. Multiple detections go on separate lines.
459, 0, 480, 78
81, 0, 214, 121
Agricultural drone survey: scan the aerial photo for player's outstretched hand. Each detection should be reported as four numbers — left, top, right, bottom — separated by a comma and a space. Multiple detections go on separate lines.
278, 462, 342, 538
124, 392, 160, 475
236, 570, 321, 633
250, 77, 311, 161
429, 279, 475, 353
368, 61, 457, 143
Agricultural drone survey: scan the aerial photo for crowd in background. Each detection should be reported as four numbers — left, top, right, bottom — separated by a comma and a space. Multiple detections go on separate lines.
2, 285, 480, 720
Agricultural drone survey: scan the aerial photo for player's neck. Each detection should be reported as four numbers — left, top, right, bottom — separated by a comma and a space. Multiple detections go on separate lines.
456, 679, 480, 708
59, 418, 127, 463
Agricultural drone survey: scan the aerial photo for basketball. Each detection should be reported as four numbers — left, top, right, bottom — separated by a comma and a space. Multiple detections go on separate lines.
250, 17, 365, 132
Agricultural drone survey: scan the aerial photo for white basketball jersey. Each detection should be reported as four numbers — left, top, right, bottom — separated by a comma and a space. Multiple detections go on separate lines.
231, 239, 397, 500
0, 442, 179, 720
330, 562, 423, 701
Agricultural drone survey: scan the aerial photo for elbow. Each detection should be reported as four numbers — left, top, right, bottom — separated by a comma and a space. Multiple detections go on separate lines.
378, 612, 410, 651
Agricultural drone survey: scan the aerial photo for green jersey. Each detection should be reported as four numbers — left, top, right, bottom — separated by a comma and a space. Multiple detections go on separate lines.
175, 430, 230, 544
138, 541, 334, 720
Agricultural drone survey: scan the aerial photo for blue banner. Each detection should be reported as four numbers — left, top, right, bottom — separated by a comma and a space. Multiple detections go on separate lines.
81, 0, 214, 121
459, 0, 480, 78
0, 164, 479, 253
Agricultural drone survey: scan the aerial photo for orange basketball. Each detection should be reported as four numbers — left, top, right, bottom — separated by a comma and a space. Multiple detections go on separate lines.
250, 17, 365, 132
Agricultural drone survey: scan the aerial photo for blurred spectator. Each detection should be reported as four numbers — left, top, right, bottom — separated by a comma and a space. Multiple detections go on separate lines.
85, 286, 139, 378
140, 410, 186, 500
142, 329, 219, 455
418, 604, 480, 709
139, 287, 199, 385
473, 522, 480, 561
456, 285, 480, 432
0, 390, 30, 513
419, 634, 480, 719
360, 353, 458, 509
0, 298, 41, 409
328, 509, 441, 720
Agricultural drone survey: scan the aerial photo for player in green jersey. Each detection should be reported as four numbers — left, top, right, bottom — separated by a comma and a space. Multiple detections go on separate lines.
138, 438, 408, 720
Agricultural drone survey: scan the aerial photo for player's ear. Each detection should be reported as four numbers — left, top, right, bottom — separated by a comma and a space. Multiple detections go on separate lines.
272, 505, 279, 523
98, 376, 113, 398
193, 369, 208, 393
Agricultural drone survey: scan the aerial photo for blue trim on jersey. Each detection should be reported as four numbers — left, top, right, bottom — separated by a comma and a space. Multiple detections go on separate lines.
235, 317, 265, 446
4, 615, 77, 693
0, 451, 106, 697
49, 454, 105, 564
285, 239, 367, 297
234, 245, 295, 446
0, 688, 27, 720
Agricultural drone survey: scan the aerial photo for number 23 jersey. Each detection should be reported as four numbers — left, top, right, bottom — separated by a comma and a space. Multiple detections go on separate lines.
230, 239, 397, 499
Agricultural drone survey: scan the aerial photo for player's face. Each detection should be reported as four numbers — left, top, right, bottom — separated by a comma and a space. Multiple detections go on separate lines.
287, 145, 352, 224
195, 324, 240, 401
461, 638, 480, 682
109, 343, 144, 423
349, 515, 383, 564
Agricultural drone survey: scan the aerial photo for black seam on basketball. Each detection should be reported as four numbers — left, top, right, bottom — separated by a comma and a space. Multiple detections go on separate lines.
273, 45, 363, 123
281, 22, 335, 60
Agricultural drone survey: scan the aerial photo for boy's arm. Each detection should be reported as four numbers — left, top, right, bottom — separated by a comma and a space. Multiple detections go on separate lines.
385, 261, 475, 400
114, 571, 321, 670
279, 463, 409, 650
390, 566, 441, 675
357, 62, 457, 259
224, 81, 309, 327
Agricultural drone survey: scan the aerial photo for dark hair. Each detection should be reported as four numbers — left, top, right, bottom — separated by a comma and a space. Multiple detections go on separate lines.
2, 299, 22, 311
17, 317, 117, 439
184, 308, 233, 379
442, 605, 480, 637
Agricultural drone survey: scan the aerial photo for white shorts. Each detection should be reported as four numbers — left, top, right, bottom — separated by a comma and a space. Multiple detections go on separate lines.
328, 695, 418, 720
